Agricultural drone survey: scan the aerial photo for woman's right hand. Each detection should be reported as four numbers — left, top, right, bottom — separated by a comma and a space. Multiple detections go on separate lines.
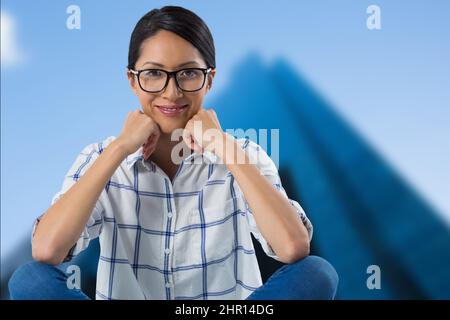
117, 109, 161, 159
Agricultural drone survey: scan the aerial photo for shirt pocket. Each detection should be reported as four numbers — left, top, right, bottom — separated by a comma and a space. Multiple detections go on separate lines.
189, 197, 241, 263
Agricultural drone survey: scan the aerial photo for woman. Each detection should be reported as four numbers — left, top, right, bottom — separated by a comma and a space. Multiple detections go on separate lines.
9, 6, 338, 300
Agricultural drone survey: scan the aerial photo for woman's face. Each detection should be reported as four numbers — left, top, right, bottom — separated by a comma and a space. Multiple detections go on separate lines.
128, 30, 215, 135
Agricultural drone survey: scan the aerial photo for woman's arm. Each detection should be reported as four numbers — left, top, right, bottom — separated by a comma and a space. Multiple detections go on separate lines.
32, 139, 129, 265
33, 110, 160, 265
218, 134, 310, 264
184, 108, 310, 264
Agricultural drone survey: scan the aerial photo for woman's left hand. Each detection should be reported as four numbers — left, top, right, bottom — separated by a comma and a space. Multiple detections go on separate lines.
183, 107, 225, 156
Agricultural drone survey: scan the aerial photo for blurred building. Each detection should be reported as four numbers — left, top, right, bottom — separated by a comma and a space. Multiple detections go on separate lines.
214, 53, 450, 299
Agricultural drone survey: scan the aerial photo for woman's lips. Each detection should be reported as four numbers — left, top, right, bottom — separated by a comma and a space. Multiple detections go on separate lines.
156, 104, 189, 117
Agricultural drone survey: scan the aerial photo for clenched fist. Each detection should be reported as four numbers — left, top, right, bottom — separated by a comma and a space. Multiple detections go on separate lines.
117, 109, 161, 159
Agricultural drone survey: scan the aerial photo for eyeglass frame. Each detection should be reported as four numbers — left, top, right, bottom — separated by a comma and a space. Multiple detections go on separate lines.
128, 67, 213, 93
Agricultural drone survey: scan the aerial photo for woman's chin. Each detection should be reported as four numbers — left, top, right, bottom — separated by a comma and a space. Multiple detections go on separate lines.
159, 121, 188, 136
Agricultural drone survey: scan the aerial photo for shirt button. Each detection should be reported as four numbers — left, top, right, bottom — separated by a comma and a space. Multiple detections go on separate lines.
167, 212, 173, 218
164, 248, 171, 255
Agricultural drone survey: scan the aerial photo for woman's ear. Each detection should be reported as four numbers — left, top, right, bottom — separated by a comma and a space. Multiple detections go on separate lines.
127, 70, 139, 96
206, 69, 216, 92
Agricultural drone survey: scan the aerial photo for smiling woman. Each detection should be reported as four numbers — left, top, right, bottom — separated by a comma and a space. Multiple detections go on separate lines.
8, 5, 338, 301
126, 6, 216, 135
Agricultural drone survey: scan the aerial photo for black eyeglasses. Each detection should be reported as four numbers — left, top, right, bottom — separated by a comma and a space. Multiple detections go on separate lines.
129, 67, 212, 93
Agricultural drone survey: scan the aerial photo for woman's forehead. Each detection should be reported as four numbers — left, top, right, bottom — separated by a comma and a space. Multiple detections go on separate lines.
137, 30, 204, 69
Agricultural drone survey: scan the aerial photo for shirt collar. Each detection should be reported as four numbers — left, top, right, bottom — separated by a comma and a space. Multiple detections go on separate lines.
125, 147, 219, 171
125, 146, 151, 170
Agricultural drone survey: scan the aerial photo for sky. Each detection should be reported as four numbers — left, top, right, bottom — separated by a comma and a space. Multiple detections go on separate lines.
1, 0, 449, 259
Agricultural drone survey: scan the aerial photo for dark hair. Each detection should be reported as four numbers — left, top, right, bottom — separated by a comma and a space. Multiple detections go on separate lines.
127, 6, 216, 70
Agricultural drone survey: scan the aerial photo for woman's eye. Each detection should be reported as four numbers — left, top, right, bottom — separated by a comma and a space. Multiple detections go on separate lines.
179, 70, 198, 78
142, 70, 162, 77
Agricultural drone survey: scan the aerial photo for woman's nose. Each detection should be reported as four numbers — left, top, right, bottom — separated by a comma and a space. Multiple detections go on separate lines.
161, 76, 182, 99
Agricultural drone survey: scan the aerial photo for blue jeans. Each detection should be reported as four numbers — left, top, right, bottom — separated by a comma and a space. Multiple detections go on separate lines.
8, 255, 338, 300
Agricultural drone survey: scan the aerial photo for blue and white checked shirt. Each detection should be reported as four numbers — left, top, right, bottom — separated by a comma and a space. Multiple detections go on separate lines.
33, 135, 313, 300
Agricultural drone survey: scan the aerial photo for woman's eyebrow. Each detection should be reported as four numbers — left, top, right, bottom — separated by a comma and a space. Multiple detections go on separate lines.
142, 61, 200, 68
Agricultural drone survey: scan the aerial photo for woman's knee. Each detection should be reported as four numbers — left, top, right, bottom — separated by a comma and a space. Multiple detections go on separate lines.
291, 255, 339, 299
8, 260, 64, 300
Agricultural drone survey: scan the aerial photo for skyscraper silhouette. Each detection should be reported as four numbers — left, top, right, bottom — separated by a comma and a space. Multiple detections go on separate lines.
213, 53, 450, 299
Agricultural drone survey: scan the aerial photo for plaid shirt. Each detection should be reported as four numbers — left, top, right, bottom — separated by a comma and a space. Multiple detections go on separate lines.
33, 135, 313, 300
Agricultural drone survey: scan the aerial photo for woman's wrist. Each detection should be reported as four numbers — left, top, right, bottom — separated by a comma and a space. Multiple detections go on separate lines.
111, 137, 134, 159
215, 132, 246, 165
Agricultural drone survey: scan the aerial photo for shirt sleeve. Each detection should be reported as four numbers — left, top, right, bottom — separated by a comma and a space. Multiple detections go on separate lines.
234, 138, 313, 261
31, 140, 111, 262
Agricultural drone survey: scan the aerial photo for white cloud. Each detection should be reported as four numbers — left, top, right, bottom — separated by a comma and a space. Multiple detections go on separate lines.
1, 11, 25, 67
